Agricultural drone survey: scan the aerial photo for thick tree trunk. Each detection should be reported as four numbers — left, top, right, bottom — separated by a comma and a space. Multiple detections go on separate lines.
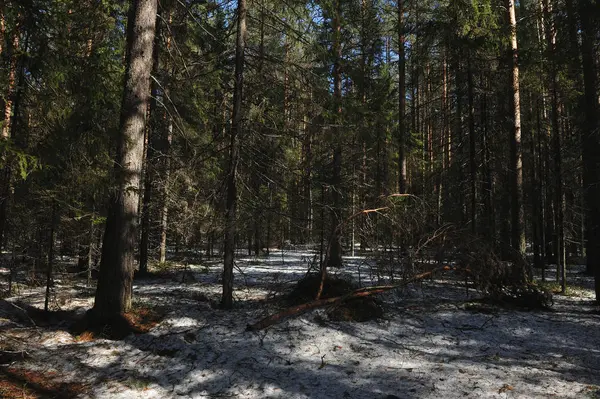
506, 0, 526, 255
222, 0, 246, 309
92, 0, 158, 320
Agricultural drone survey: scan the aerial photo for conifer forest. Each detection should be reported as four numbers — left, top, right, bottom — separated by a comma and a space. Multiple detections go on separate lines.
0, 0, 599, 397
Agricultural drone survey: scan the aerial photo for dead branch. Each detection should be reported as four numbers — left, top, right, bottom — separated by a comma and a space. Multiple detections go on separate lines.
247, 267, 447, 331
316, 194, 416, 300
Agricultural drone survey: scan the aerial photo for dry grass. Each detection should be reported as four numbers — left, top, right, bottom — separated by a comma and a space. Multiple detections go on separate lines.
124, 304, 164, 333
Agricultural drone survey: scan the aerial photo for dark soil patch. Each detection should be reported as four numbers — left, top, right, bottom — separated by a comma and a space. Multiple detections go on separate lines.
288, 274, 357, 305
288, 274, 383, 322
327, 297, 384, 322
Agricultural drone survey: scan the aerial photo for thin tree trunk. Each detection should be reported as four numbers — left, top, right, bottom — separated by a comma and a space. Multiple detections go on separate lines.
467, 52, 476, 233
92, 0, 158, 320
327, 0, 343, 268
139, 10, 162, 274
222, 0, 247, 309
542, 0, 565, 289
579, 0, 600, 300
398, 0, 407, 193
506, 0, 526, 255
87, 204, 95, 287
158, 109, 172, 264
44, 203, 58, 313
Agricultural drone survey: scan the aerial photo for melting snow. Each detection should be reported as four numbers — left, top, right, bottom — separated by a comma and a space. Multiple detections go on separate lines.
1, 250, 599, 398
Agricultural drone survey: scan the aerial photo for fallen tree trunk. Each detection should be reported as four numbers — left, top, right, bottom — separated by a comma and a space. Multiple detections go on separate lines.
247, 267, 447, 331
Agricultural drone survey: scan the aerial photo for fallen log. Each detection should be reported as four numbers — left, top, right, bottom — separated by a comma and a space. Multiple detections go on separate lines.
246, 267, 448, 331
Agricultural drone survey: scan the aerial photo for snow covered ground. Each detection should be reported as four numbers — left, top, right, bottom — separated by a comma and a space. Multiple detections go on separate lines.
1, 250, 599, 398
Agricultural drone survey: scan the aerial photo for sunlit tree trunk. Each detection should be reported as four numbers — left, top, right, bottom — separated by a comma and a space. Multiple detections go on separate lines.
92, 0, 158, 320
397, 0, 406, 193
506, 0, 526, 256
139, 10, 162, 274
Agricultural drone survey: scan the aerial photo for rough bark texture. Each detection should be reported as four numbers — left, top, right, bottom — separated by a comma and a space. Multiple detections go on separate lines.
506, 0, 526, 255
92, 0, 158, 319
222, 0, 246, 309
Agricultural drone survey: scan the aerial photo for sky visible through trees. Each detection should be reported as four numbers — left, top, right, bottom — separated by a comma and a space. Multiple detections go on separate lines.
0, 0, 599, 395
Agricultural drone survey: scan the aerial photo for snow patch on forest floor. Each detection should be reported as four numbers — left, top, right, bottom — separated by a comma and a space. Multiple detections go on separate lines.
1, 251, 599, 398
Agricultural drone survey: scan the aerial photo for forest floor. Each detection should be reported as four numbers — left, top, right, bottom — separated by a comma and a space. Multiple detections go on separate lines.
0, 250, 599, 398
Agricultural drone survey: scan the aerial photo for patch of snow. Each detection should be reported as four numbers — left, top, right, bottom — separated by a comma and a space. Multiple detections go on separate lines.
1, 252, 598, 398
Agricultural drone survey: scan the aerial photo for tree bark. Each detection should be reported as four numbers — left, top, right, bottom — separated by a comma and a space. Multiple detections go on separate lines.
222, 0, 247, 309
327, 0, 343, 268
92, 0, 158, 320
506, 0, 526, 255
397, 0, 407, 194
139, 9, 162, 274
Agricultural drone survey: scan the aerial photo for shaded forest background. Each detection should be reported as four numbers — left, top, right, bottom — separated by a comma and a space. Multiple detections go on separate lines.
0, 0, 599, 319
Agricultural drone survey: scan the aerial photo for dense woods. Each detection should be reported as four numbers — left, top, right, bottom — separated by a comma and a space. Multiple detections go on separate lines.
0, 0, 599, 397
1, 0, 599, 318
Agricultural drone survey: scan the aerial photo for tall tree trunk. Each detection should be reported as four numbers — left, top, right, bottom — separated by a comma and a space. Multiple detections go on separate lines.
480, 72, 494, 241
0, 23, 21, 250
92, 0, 158, 320
159, 116, 172, 264
467, 52, 476, 234
222, 0, 246, 309
506, 0, 526, 255
397, 0, 407, 193
441, 52, 450, 223
327, 0, 343, 268
579, 0, 600, 300
542, 0, 565, 289
139, 10, 162, 274
2, 26, 18, 139
158, 12, 173, 264
453, 50, 464, 223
